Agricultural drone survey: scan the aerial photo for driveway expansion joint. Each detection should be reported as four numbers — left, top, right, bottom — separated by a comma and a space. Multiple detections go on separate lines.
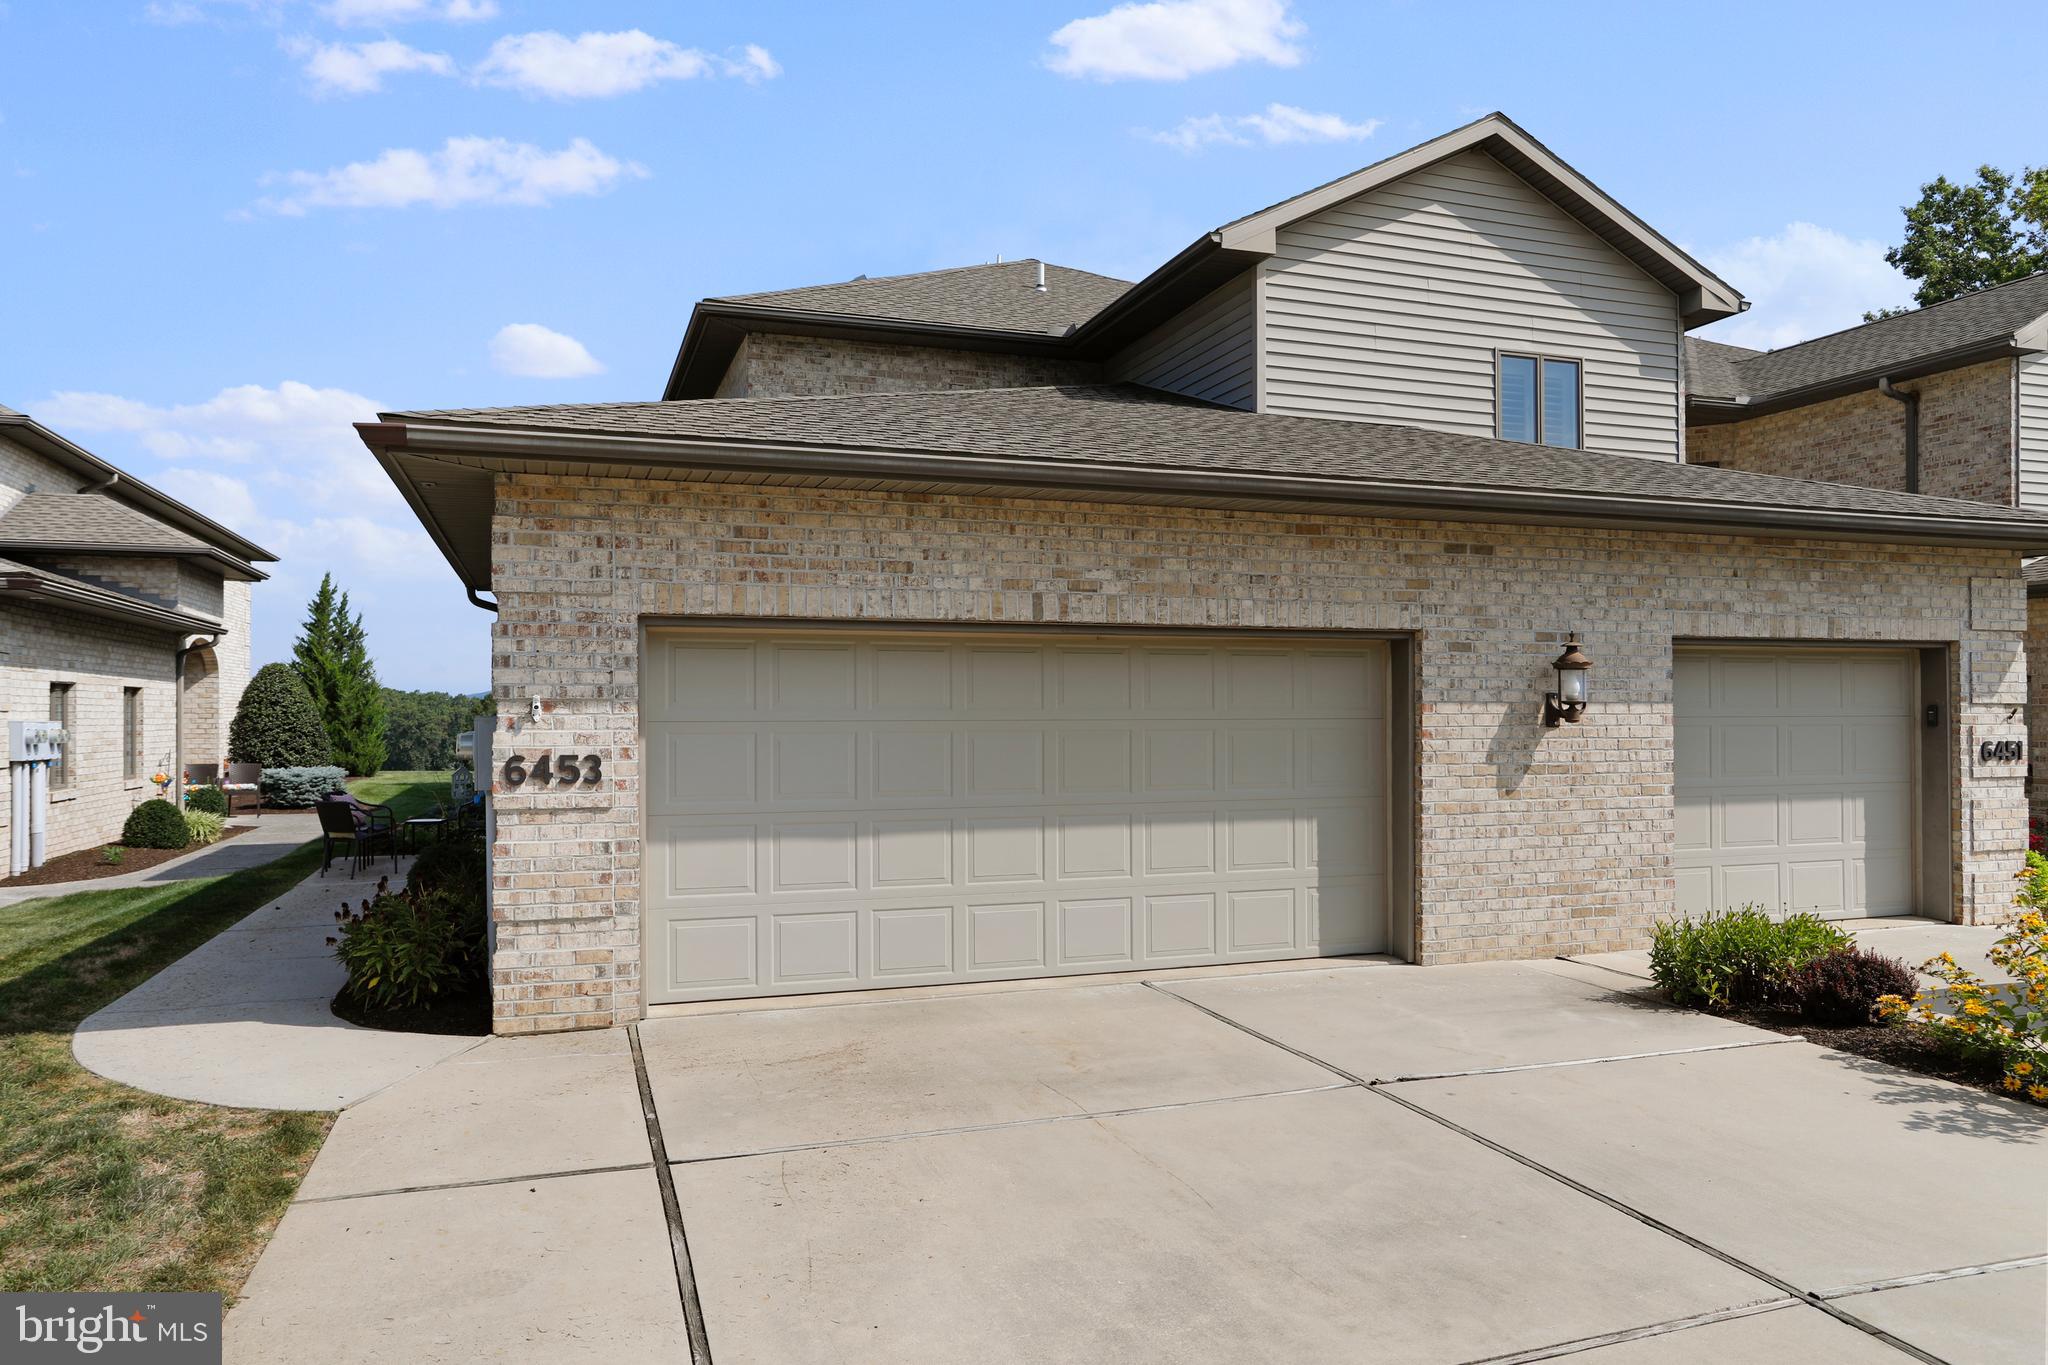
629, 1023, 714, 1365
1813, 1253, 2048, 1300
292, 1161, 655, 1205
1456, 1297, 1802, 1364
1144, 978, 1956, 1365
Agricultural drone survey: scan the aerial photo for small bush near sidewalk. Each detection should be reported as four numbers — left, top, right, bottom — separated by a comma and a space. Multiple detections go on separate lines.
121, 799, 190, 850
258, 765, 348, 808
1877, 853, 2048, 1104
182, 810, 227, 847
331, 821, 487, 1033
184, 784, 227, 816
1648, 907, 1850, 1012
1777, 947, 1917, 1026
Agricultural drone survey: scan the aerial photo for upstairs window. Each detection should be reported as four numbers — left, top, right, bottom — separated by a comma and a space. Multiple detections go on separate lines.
1498, 354, 1581, 449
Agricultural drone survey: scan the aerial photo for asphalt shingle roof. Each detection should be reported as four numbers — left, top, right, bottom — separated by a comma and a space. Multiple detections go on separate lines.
391, 383, 2048, 528
1691, 272, 2048, 402
713, 260, 1134, 336
0, 492, 214, 554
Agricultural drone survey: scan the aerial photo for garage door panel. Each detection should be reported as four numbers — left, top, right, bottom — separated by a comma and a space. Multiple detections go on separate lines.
646, 633, 1391, 1003
1676, 649, 1915, 921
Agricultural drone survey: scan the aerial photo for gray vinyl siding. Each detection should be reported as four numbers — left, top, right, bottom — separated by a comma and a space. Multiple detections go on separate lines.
1109, 271, 1257, 409
1259, 149, 1683, 461
2019, 351, 2048, 509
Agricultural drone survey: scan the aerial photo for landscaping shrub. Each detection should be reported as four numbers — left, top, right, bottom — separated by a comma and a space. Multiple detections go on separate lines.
183, 810, 227, 846
1879, 852, 2048, 1102
1648, 907, 1851, 1012
121, 799, 190, 850
100, 846, 124, 866
184, 784, 227, 816
228, 662, 331, 769
258, 765, 349, 808
1778, 946, 1917, 1026
331, 825, 487, 1012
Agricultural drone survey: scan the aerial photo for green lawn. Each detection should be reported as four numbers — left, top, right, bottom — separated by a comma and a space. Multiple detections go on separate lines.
0, 770, 449, 1295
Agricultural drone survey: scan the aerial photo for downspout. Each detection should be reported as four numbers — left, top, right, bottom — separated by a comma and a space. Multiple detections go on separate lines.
173, 634, 218, 811
1877, 377, 1920, 494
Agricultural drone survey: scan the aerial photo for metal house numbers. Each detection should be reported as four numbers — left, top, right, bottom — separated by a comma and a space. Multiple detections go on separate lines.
501, 751, 604, 788
1979, 738, 2025, 764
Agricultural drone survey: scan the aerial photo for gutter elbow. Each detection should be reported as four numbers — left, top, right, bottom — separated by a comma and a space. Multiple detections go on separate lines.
467, 584, 500, 613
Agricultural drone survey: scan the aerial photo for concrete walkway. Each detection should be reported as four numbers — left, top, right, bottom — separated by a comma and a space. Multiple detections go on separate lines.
222, 956, 2047, 1364
72, 850, 481, 1110
0, 811, 318, 907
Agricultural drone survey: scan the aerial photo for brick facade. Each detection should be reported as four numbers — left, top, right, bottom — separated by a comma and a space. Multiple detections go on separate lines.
482, 475, 2027, 1034
1687, 359, 2017, 505
713, 333, 1102, 399
2032, 594, 2048, 830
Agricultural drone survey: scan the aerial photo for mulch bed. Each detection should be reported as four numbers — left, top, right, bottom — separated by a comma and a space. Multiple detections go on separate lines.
1727, 1005, 2011, 1098
0, 822, 254, 888
331, 982, 491, 1037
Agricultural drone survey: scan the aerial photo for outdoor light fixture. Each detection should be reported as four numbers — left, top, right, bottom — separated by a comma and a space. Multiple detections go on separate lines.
1543, 636, 1592, 727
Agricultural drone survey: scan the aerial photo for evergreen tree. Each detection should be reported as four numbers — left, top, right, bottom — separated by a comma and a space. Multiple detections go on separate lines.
292, 573, 389, 776
229, 663, 331, 768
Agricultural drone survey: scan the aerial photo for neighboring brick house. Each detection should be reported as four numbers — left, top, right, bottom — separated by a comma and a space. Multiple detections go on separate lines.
364, 112, 2048, 1034
0, 405, 273, 864
1681, 275, 2048, 817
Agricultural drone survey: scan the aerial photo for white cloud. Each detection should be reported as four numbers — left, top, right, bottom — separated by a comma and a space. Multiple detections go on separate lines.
287, 37, 454, 96
254, 136, 646, 215
39, 380, 382, 469
1152, 103, 1378, 152
488, 323, 604, 379
1048, 0, 1303, 81
475, 29, 781, 99
1694, 222, 1914, 351
320, 0, 497, 24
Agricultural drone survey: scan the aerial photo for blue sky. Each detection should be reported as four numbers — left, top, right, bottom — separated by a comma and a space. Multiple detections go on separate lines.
1, 0, 2036, 690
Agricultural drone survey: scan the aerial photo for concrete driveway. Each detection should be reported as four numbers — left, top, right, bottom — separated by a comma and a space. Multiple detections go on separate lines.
228, 957, 2048, 1364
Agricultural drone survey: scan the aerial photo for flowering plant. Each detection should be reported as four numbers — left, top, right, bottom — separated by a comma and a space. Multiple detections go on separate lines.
1877, 851, 2048, 1103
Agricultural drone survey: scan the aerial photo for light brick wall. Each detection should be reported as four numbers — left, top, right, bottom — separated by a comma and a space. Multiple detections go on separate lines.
713, 333, 1102, 399
1687, 359, 2016, 505
484, 475, 2028, 1034
0, 433, 83, 514
2031, 594, 2048, 832
217, 580, 253, 758
0, 601, 178, 861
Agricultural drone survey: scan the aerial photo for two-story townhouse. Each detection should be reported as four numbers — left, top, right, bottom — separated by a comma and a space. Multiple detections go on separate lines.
0, 404, 275, 866
1678, 276, 2048, 819
367, 113, 2048, 1035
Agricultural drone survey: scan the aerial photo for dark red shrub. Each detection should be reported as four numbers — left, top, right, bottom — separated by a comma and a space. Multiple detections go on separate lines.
1777, 947, 1917, 1026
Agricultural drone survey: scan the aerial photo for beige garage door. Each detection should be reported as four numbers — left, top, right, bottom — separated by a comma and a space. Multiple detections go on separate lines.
643, 630, 1390, 1003
1674, 648, 1916, 921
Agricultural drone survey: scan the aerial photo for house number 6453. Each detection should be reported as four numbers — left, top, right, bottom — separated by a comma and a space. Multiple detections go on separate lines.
502, 752, 604, 787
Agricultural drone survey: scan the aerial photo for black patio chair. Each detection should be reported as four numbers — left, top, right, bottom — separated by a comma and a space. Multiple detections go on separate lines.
316, 797, 398, 878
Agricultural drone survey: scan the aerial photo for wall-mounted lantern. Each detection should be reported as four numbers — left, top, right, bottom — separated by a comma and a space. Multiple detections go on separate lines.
1543, 637, 1592, 728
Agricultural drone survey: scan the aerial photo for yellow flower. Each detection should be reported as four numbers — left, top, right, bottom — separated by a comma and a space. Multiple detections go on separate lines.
2005, 1075, 2025, 1092
2016, 1061, 2036, 1076
2030, 1083, 2048, 1103
1963, 1000, 1990, 1016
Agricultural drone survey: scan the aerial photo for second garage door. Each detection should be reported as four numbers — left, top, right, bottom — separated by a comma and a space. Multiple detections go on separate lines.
1674, 647, 1917, 920
644, 630, 1391, 1003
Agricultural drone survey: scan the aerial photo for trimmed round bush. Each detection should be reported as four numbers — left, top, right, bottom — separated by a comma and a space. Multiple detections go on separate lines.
229, 662, 331, 769
185, 784, 228, 816
123, 799, 189, 850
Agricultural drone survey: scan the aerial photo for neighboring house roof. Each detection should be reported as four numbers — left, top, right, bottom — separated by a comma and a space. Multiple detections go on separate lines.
664, 112, 1748, 399
363, 384, 2048, 594
1688, 271, 2048, 418
2025, 558, 2048, 596
0, 554, 230, 634
0, 491, 264, 580
714, 261, 1132, 337
0, 405, 276, 567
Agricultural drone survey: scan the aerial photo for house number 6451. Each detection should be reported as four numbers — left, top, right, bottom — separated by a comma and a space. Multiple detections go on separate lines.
1979, 739, 2025, 763
502, 752, 604, 787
